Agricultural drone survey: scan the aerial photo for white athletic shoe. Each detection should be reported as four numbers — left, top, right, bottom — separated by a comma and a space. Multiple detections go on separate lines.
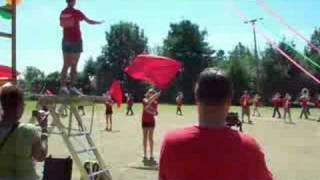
60, 86, 70, 95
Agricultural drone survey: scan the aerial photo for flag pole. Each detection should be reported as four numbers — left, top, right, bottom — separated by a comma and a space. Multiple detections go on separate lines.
12, 0, 17, 84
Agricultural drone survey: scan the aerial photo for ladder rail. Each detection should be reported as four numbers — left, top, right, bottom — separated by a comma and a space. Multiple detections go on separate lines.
70, 105, 112, 180
31, 96, 112, 180
48, 104, 91, 180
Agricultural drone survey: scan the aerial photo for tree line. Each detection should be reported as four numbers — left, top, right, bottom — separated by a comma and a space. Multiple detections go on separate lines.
20, 20, 320, 104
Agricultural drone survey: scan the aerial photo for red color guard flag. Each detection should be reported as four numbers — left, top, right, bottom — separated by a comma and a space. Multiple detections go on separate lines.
108, 80, 123, 108
0, 65, 20, 79
125, 54, 182, 89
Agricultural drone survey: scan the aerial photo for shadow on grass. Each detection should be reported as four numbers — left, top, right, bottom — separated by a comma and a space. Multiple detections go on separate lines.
284, 121, 296, 125
127, 165, 158, 171
99, 130, 121, 133
308, 118, 320, 122
127, 162, 158, 171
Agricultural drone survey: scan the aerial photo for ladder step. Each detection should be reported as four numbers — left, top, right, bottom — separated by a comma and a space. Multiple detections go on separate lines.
69, 131, 90, 137
75, 147, 96, 154
88, 168, 111, 178
0, 32, 12, 38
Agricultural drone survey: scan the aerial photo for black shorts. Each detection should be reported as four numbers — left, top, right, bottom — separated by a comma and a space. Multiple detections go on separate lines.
105, 110, 113, 115
142, 121, 155, 128
62, 40, 83, 53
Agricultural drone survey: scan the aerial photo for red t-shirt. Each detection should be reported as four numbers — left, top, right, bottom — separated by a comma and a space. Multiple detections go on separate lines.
272, 98, 282, 107
60, 7, 85, 42
142, 100, 158, 123
159, 125, 273, 180
176, 98, 183, 107
105, 101, 113, 111
240, 95, 251, 107
254, 98, 261, 107
127, 98, 133, 106
316, 99, 320, 108
299, 98, 309, 107
282, 98, 290, 108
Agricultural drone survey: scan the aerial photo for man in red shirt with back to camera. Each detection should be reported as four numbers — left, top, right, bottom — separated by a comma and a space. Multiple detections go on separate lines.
60, 0, 104, 95
159, 68, 273, 180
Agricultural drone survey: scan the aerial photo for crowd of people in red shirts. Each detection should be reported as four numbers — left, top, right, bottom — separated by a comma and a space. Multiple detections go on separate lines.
239, 89, 320, 123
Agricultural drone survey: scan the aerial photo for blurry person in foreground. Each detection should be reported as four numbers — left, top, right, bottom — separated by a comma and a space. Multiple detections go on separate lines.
0, 84, 48, 180
159, 68, 272, 180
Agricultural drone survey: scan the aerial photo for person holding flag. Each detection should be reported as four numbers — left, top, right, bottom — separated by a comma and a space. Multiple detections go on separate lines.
124, 54, 181, 165
104, 93, 114, 131
59, 0, 104, 95
176, 92, 183, 116
240, 90, 252, 124
104, 80, 123, 131
142, 89, 160, 165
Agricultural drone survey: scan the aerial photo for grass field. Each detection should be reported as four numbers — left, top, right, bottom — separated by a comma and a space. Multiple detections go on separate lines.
22, 101, 320, 180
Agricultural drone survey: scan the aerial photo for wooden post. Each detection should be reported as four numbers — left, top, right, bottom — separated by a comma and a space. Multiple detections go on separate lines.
90, 104, 95, 134
11, 0, 17, 84
68, 108, 73, 136
0, 32, 12, 38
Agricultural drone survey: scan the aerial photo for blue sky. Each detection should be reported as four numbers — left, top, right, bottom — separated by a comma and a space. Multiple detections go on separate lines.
0, 0, 318, 74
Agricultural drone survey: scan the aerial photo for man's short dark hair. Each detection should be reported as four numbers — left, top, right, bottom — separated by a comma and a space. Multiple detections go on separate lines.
0, 85, 24, 117
66, 0, 74, 4
195, 68, 233, 105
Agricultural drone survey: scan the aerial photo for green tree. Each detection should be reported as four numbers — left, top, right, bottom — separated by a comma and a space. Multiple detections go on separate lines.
305, 28, 320, 70
260, 40, 313, 99
24, 66, 44, 83
97, 22, 148, 99
210, 49, 228, 69
227, 43, 253, 102
23, 66, 45, 92
162, 20, 215, 103
75, 57, 97, 94
44, 71, 60, 94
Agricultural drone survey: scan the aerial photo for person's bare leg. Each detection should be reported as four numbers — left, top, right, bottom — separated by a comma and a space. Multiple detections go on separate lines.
248, 109, 252, 123
149, 128, 154, 159
241, 108, 245, 122
142, 128, 148, 159
105, 115, 109, 130
257, 108, 261, 117
110, 115, 112, 131
288, 109, 292, 122
60, 53, 72, 87
70, 53, 81, 85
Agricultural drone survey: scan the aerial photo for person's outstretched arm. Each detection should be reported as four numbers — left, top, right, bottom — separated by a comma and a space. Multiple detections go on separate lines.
84, 16, 104, 25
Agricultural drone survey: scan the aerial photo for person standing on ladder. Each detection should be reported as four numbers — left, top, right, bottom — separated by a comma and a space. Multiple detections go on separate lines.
59, 0, 104, 95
